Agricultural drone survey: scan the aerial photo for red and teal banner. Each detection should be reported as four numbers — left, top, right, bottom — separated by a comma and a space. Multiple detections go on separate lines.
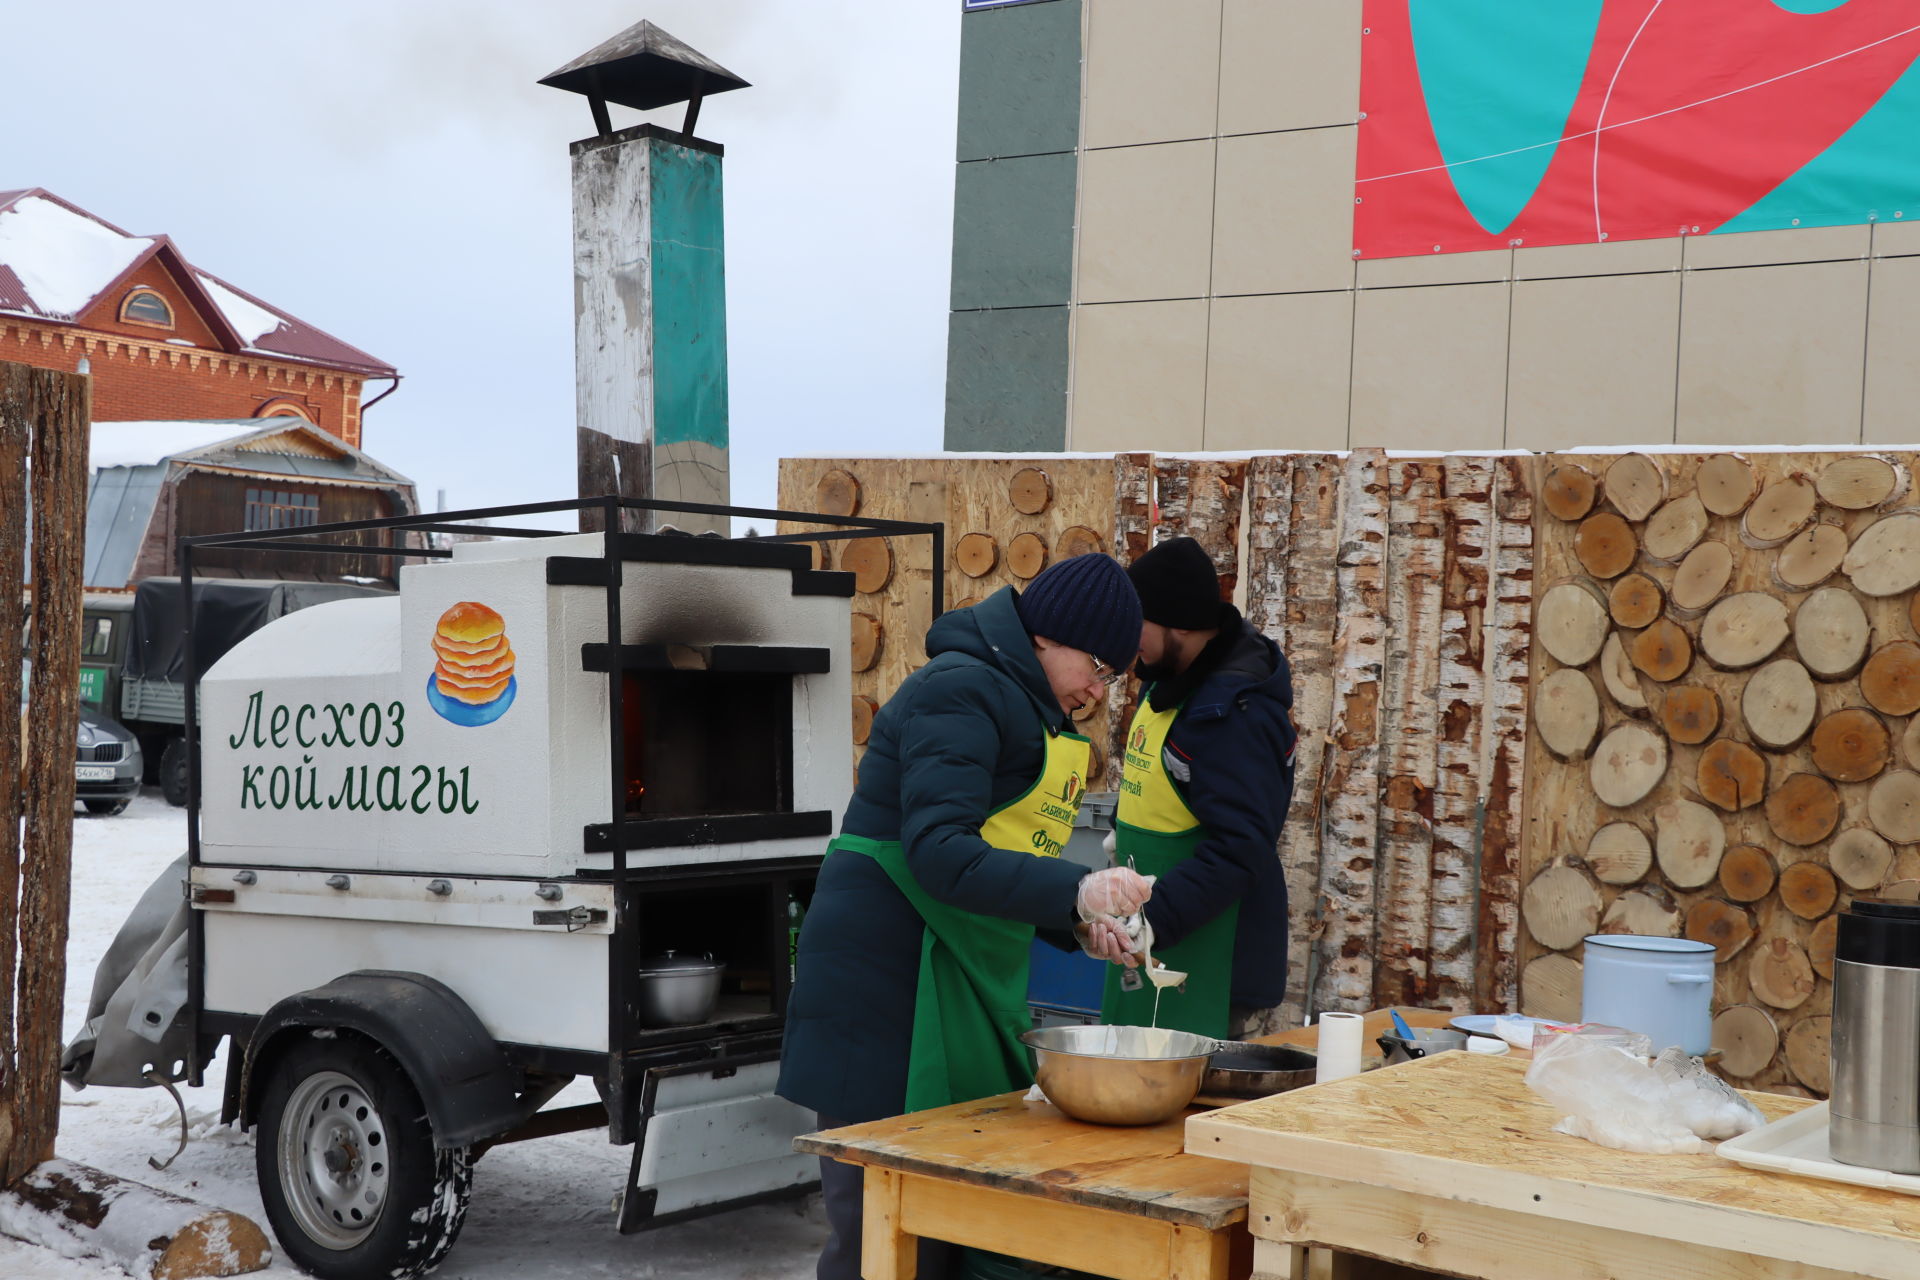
1357, 1, 1920, 257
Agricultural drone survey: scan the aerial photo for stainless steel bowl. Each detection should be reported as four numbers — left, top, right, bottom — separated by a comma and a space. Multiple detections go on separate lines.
636, 951, 725, 1027
1020, 1025, 1219, 1126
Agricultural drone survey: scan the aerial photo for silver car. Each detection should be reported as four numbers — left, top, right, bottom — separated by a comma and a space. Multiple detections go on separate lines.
75, 710, 143, 815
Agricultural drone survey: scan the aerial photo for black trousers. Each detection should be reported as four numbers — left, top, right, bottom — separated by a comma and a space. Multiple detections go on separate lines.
815, 1114, 954, 1280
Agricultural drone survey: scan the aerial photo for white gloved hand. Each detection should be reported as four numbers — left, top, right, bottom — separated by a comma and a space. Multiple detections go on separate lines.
1102, 829, 1117, 857
1075, 867, 1154, 922
1075, 917, 1140, 967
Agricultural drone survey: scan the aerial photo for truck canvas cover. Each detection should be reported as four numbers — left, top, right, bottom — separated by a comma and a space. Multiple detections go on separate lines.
127, 578, 394, 683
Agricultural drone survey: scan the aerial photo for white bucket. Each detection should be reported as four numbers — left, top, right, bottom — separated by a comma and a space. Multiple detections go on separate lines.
1580, 935, 1714, 1055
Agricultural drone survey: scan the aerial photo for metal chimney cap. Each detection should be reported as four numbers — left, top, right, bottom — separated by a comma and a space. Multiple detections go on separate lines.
538, 20, 749, 112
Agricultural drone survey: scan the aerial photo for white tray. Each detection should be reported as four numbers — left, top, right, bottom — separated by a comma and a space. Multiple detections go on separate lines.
1717, 1102, 1920, 1197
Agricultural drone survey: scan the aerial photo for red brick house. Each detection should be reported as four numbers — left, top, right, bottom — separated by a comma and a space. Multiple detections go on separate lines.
0, 188, 396, 445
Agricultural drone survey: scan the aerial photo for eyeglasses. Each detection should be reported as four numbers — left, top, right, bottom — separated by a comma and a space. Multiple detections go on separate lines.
1090, 657, 1126, 688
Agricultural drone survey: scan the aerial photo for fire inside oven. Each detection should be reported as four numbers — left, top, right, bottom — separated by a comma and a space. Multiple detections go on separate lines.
619, 670, 794, 818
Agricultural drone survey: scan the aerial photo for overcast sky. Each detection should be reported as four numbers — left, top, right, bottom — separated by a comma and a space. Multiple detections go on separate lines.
4, 1, 961, 527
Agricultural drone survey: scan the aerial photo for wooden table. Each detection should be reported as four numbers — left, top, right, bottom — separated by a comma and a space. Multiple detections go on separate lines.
1188, 1049, 1920, 1280
796, 1008, 1458, 1280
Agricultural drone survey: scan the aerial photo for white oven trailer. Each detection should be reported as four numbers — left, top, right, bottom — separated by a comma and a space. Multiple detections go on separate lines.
176, 500, 937, 1279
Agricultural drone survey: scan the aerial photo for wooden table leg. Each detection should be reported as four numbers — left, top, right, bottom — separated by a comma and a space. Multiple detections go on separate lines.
863, 1165, 917, 1280
1251, 1237, 1354, 1280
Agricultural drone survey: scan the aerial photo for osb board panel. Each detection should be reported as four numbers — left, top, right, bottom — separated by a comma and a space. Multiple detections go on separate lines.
1190, 1054, 1916, 1280
777, 457, 1124, 780
1520, 449, 1920, 1095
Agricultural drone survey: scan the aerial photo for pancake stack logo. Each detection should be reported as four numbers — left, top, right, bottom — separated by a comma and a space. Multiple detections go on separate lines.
427, 601, 517, 727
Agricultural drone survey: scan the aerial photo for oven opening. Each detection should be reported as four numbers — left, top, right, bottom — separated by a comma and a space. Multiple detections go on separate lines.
621, 670, 794, 818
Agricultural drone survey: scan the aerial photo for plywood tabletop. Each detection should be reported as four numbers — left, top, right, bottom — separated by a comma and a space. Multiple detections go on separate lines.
1186, 1050, 1920, 1280
797, 1093, 1251, 1230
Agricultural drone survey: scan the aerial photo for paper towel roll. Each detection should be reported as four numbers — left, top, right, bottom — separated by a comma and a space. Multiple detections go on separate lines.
1315, 1011, 1365, 1083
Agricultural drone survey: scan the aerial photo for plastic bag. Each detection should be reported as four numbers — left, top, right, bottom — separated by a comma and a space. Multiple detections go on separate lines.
1524, 1033, 1761, 1154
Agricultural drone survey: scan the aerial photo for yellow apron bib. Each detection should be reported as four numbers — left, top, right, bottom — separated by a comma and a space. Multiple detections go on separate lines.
837, 722, 1090, 1112
1102, 691, 1238, 1037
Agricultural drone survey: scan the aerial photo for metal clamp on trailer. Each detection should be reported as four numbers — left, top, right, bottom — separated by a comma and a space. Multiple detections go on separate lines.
174, 495, 942, 1280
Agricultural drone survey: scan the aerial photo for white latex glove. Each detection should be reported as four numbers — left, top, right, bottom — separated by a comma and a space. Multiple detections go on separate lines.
1075, 917, 1140, 968
1075, 867, 1154, 922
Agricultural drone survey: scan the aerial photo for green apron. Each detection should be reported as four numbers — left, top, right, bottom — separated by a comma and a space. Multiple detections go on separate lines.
837, 723, 1090, 1113
1101, 689, 1238, 1038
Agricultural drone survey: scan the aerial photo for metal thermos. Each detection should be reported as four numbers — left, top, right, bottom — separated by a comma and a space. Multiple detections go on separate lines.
1830, 898, 1920, 1173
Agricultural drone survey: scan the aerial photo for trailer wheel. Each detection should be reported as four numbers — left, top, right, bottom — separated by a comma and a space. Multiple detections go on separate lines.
159, 736, 190, 808
256, 1035, 472, 1279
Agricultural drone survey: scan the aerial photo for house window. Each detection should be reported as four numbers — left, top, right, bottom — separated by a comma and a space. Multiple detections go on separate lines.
81, 615, 115, 658
255, 399, 315, 422
120, 289, 174, 328
244, 488, 321, 532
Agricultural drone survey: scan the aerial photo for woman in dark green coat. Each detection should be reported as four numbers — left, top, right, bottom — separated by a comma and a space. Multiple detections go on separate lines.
779, 553, 1149, 1280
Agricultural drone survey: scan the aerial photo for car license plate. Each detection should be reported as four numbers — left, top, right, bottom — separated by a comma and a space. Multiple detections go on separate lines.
75, 765, 115, 782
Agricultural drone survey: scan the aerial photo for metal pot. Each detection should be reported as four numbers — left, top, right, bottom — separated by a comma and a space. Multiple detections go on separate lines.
1019, 1025, 1218, 1126
1581, 934, 1714, 1055
636, 950, 725, 1027
1200, 1042, 1317, 1099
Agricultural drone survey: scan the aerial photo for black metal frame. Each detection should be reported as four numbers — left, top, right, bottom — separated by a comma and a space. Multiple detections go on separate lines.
176, 493, 943, 1170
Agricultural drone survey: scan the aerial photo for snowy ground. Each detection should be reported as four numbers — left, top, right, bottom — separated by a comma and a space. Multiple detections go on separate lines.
2, 790, 827, 1279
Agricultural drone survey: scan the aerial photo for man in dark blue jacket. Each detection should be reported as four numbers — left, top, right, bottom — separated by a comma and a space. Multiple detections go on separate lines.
1102, 536, 1296, 1038
780, 553, 1151, 1280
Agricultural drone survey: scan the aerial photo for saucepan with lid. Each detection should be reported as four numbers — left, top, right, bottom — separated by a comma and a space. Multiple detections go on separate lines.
636, 950, 726, 1027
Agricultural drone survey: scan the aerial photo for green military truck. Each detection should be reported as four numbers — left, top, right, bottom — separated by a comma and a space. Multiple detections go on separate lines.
81, 579, 393, 805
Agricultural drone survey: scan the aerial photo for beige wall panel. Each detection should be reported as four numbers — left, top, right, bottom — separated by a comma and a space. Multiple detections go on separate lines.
1218, 0, 1360, 135
1506, 274, 1679, 451
1078, 140, 1217, 304
1681, 223, 1870, 270
1514, 235, 1682, 279
1676, 260, 1868, 446
1863, 255, 1920, 445
1204, 292, 1353, 451
1212, 127, 1357, 296
1357, 247, 1510, 289
1350, 283, 1509, 450
1084, 0, 1222, 150
1070, 299, 1210, 451
1870, 218, 1920, 258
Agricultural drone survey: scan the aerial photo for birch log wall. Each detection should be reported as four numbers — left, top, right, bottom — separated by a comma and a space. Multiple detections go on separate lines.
780, 452, 1537, 1033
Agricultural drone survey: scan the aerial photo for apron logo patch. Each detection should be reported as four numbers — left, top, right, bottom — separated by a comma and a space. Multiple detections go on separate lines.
1129, 724, 1149, 752
1059, 771, 1083, 806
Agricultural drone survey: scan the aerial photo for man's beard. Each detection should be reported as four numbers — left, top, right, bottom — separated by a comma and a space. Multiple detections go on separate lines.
1134, 656, 1179, 683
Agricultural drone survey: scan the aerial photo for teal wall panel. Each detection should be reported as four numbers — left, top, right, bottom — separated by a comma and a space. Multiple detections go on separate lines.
950, 152, 1078, 311
648, 137, 729, 450
944, 306, 1070, 450
957, 0, 1082, 162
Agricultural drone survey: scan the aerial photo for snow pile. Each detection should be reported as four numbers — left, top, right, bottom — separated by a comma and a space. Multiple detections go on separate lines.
0, 197, 151, 319
195, 275, 284, 348
0, 791, 827, 1279
89, 421, 255, 472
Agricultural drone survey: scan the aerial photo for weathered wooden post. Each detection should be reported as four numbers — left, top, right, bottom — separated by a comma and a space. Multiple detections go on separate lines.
0, 361, 270, 1277
540, 20, 749, 535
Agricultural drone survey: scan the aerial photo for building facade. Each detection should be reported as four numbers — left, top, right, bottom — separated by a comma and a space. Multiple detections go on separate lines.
0, 189, 396, 446
945, 0, 1920, 454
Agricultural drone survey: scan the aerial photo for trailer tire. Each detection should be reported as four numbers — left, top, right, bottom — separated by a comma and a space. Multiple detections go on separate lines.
255, 1033, 472, 1280
159, 736, 190, 808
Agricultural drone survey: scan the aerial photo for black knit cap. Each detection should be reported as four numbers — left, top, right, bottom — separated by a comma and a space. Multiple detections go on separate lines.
1127, 536, 1222, 629
1016, 553, 1143, 672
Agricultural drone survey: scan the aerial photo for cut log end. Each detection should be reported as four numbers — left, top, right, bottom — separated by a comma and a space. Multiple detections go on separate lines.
1748, 936, 1817, 1011
1700, 593, 1790, 670
1576, 512, 1638, 579
839, 536, 894, 594
1765, 772, 1841, 847
1522, 862, 1604, 951
1741, 475, 1817, 548
1718, 844, 1778, 903
1590, 723, 1669, 808
0, 1160, 273, 1280
1793, 588, 1871, 682
1643, 492, 1709, 563
1697, 738, 1766, 812
1629, 617, 1693, 683
1601, 884, 1683, 939
1599, 632, 1650, 714
1006, 532, 1049, 580
1654, 797, 1728, 889
1740, 658, 1817, 752
953, 531, 999, 579
1861, 641, 1920, 717
1607, 573, 1664, 629
1685, 897, 1756, 963
1604, 453, 1666, 522
1538, 579, 1611, 667
1697, 454, 1759, 516
1868, 769, 1920, 844
1535, 668, 1602, 760
1809, 708, 1891, 783
814, 469, 861, 518
1779, 859, 1838, 921
1830, 827, 1894, 892
1818, 454, 1905, 510
1712, 1004, 1779, 1079
1844, 512, 1920, 596
1670, 541, 1734, 616
1054, 525, 1105, 561
1543, 463, 1599, 521
1774, 522, 1848, 591
1661, 685, 1721, 745
1520, 953, 1583, 1023
1586, 822, 1652, 885
1786, 1016, 1832, 1096
1008, 466, 1054, 515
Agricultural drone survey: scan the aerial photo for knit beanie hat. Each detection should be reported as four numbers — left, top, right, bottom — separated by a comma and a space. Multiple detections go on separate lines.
1127, 536, 1223, 629
1016, 553, 1143, 672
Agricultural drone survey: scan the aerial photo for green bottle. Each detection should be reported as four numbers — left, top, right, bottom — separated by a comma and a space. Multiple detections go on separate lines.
787, 893, 806, 983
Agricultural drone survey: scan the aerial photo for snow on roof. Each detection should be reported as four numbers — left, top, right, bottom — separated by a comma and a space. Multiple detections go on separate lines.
0, 195, 152, 319
196, 272, 283, 346
0, 188, 395, 376
89, 420, 263, 471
